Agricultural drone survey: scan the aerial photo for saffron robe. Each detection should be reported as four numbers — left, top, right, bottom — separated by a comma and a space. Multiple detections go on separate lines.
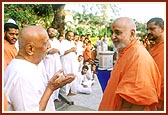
83, 45, 95, 61
4, 40, 17, 70
149, 42, 164, 110
99, 39, 161, 111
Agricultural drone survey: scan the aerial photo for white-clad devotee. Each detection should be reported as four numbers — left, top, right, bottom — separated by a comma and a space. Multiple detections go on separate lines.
60, 31, 79, 96
101, 34, 108, 51
4, 25, 76, 111
95, 36, 102, 59
74, 33, 84, 56
4, 59, 56, 111
43, 27, 63, 102
77, 55, 84, 72
76, 65, 93, 94
83, 60, 92, 80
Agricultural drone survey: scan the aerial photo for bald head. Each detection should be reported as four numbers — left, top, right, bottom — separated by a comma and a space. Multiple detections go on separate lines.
111, 17, 137, 51
113, 17, 136, 32
18, 25, 48, 49
17, 25, 50, 65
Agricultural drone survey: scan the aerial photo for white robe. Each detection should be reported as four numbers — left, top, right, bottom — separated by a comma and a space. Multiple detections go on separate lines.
76, 41, 84, 56
78, 60, 83, 72
76, 72, 93, 94
43, 38, 63, 100
4, 59, 55, 111
96, 40, 102, 59
60, 39, 79, 95
101, 38, 108, 51
96, 40, 102, 51
86, 64, 92, 80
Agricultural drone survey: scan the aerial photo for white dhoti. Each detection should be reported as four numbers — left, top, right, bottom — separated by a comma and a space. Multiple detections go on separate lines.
60, 39, 79, 95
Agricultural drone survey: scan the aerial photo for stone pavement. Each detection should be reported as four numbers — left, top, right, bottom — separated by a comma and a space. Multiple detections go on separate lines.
54, 75, 103, 111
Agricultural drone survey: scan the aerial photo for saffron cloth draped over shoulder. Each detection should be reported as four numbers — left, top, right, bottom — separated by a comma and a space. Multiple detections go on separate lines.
99, 39, 161, 111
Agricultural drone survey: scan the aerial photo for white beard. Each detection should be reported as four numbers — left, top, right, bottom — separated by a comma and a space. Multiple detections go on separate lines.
114, 42, 126, 51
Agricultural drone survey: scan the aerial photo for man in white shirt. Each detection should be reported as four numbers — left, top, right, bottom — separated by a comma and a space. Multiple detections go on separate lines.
95, 36, 102, 59
76, 66, 93, 94
43, 27, 63, 102
101, 34, 108, 51
60, 31, 79, 95
4, 25, 75, 111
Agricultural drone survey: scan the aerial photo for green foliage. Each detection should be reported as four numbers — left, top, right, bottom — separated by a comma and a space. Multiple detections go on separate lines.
135, 21, 147, 38
4, 4, 54, 29
76, 27, 88, 35
4, 4, 146, 40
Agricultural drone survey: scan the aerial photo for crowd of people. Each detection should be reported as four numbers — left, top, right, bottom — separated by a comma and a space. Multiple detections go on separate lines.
3, 19, 98, 111
95, 34, 109, 59
3, 16, 164, 111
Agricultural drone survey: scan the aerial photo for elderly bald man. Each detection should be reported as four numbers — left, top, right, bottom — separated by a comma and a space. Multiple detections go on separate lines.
4, 25, 76, 111
98, 17, 161, 111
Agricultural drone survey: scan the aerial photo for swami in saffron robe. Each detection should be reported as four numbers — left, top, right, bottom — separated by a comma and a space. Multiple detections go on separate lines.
99, 39, 161, 111
149, 41, 164, 110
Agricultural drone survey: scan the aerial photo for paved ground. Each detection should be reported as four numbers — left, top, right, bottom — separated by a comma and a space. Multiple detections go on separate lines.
55, 75, 103, 111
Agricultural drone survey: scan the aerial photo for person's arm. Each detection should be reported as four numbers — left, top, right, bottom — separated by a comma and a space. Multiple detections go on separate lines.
39, 87, 53, 111
39, 69, 76, 111
64, 47, 76, 55
47, 48, 59, 55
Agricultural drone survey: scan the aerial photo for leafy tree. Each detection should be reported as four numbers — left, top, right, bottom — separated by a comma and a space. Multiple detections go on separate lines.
68, 4, 119, 37
4, 3, 146, 40
4, 4, 67, 35
4, 4, 54, 29
135, 21, 147, 38
52, 4, 66, 35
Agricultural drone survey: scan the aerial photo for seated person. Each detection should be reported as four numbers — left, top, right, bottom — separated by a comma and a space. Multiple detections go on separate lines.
76, 66, 94, 94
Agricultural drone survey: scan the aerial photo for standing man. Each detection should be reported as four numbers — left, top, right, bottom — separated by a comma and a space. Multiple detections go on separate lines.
43, 27, 63, 102
4, 19, 19, 70
147, 17, 164, 110
98, 17, 161, 111
101, 34, 108, 51
4, 25, 75, 111
60, 31, 79, 95
95, 36, 102, 59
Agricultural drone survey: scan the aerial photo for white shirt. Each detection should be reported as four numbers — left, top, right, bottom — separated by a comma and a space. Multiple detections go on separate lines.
76, 41, 84, 56
96, 40, 102, 51
44, 39, 63, 79
60, 39, 78, 75
4, 59, 55, 111
101, 38, 108, 51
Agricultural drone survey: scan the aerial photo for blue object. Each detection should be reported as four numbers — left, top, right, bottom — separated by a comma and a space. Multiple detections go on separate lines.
97, 69, 111, 92
94, 61, 111, 92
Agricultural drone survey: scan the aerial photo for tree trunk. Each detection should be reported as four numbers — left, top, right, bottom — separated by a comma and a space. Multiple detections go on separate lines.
52, 4, 65, 35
